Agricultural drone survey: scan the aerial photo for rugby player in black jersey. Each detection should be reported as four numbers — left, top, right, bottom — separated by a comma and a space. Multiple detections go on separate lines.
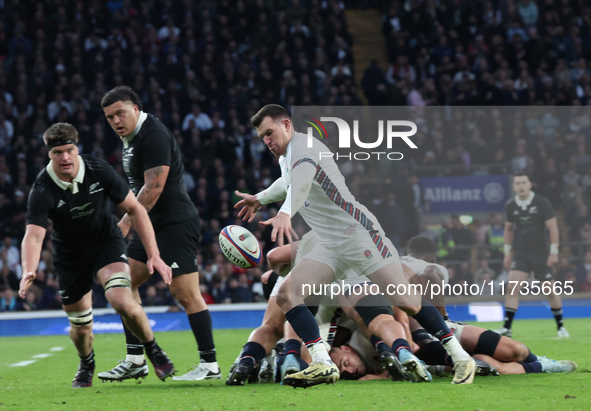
496, 171, 569, 338
19, 123, 174, 388
99, 86, 219, 382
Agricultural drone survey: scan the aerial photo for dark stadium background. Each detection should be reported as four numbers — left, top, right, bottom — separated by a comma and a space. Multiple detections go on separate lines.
1, 0, 591, 312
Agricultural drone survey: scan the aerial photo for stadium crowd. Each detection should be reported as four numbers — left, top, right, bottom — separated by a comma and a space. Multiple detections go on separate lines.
1, 0, 591, 311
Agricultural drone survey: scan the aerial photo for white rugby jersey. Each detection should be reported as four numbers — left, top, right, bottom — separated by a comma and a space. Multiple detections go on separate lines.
399, 255, 450, 285
289, 133, 387, 249
348, 329, 382, 373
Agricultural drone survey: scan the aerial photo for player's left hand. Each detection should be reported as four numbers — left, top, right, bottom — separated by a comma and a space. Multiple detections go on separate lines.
147, 255, 173, 285
547, 253, 558, 267
260, 211, 298, 246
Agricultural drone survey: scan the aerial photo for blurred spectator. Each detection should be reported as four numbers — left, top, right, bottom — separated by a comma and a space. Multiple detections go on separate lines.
474, 259, 496, 284
0, 287, 18, 311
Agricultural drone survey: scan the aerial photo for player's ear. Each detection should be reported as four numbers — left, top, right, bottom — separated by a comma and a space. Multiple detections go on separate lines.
341, 345, 351, 352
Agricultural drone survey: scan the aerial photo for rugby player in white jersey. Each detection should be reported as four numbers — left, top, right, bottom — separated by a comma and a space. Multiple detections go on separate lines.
234, 105, 476, 387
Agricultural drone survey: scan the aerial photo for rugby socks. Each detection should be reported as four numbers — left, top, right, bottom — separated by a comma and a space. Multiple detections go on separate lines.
79, 349, 95, 370
391, 338, 411, 356
551, 307, 564, 329
524, 349, 537, 363
285, 304, 332, 364
239, 341, 266, 366
503, 307, 517, 330
370, 336, 394, 354
519, 361, 543, 373
284, 339, 302, 357
418, 340, 453, 366
120, 316, 145, 365
188, 310, 217, 363
411, 300, 470, 362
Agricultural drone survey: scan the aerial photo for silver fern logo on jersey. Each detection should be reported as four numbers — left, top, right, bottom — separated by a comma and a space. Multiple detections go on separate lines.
305, 117, 417, 161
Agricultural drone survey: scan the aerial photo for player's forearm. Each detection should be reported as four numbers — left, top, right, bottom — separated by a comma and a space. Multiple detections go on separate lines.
21, 234, 43, 274
256, 178, 287, 205
128, 204, 160, 259
122, 178, 164, 229
548, 223, 559, 254
504, 224, 514, 245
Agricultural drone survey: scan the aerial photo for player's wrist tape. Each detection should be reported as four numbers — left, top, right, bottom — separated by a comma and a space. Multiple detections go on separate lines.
550, 243, 559, 255
503, 244, 512, 256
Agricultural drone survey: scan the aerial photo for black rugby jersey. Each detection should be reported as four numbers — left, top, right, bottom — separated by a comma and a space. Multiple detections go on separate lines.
505, 193, 555, 257
121, 113, 197, 229
26, 155, 130, 253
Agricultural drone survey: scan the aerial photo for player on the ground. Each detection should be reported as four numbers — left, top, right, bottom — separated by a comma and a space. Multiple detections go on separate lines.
397, 235, 576, 376
99, 86, 219, 382
496, 171, 569, 338
234, 104, 476, 387
19, 123, 174, 388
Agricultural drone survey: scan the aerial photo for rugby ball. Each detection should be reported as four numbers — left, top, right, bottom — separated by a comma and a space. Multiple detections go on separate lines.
219, 225, 262, 268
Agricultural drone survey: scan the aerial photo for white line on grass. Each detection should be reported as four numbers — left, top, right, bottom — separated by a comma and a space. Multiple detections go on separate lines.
32, 354, 52, 359
10, 360, 36, 367
50, 347, 65, 351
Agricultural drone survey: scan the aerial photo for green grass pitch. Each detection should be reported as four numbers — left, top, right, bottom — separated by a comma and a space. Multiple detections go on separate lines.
1, 319, 590, 411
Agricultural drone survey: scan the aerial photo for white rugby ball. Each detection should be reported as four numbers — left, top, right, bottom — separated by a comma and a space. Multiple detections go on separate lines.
219, 225, 262, 268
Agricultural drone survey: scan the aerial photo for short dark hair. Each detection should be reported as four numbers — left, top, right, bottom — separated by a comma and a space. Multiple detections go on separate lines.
101, 85, 143, 110
43, 123, 79, 146
406, 236, 438, 259
512, 170, 530, 181
250, 104, 290, 128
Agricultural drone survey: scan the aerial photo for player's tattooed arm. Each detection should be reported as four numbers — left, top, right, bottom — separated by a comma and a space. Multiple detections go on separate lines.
118, 165, 170, 236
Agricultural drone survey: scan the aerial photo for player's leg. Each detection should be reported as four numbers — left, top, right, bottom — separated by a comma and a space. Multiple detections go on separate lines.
498, 261, 530, 336
227, 295, 286, 385
472, 355, 526, 374
474, 353, 576, 374
276, 259, 340, 387
114, 233, 154, 370
63, 290, 95, 388
534, 262, 569, 337
368, 262, 476, 385
349, 292, 427, 383
282, 321, 307, 383
168, 271, 220, 381
97, 261, 175, 381
460, 325, 531, 362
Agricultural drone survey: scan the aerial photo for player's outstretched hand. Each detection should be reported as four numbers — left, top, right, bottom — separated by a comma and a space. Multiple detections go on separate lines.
234, 190, 262, 222
547, 253, 558, 267
260, 211, 298, 246
147, 256, 173, 285
19, 271, 36, 299
503, 255, 512, 270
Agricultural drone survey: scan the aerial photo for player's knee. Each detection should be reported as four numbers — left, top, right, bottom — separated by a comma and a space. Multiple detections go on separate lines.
67, 308, 93, 329
400, 305, 420, 316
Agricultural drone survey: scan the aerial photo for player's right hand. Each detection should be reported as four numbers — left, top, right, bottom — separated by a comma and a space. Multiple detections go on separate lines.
503, 255, 512, 269
19, 271, 36, 299
146, 255, 173, 285
234, 190, 262, 222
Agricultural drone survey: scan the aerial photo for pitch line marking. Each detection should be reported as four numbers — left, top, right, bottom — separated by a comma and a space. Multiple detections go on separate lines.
10, 360, 36, 367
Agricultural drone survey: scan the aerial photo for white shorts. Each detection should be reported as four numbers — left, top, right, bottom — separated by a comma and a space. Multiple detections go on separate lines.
303, 231, 400, 279
445, 320, 466, 341
270, 275, 285, 298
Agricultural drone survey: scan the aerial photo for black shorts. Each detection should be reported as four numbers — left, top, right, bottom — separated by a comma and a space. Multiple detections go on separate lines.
127, 215, 200, 277
511, 255, 554, 281
54, 234, 128, 306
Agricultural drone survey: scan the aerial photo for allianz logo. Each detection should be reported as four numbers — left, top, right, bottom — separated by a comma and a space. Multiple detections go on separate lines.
424, 182, 505, 204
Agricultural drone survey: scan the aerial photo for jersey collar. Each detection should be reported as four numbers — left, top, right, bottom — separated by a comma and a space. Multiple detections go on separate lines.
46, 155, 86, 194
120, 111, 148, 148
515, 191, 535, 210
